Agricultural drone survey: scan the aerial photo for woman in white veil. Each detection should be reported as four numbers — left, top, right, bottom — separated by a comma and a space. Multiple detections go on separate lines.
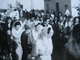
11, 20, 26, 60
27, 23, 44, 60
35, 23, 54, 60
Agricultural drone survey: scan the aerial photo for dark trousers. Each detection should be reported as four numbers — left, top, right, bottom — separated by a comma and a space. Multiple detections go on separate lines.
11, 40, 18, 60
22, 51, 29, 60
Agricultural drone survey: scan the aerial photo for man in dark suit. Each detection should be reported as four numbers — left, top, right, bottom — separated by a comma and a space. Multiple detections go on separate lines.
21, 25, 32, 60
24, 9, 28, 19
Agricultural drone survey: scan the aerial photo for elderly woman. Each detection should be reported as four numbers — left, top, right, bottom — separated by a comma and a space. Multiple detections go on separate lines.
63, 24, 80, 60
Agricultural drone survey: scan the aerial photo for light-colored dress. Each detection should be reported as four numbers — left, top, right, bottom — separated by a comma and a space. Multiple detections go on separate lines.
11, 20, 26, 60
31, 29, 40, 56
36, 24, 54, 60
28, 25, 43, 59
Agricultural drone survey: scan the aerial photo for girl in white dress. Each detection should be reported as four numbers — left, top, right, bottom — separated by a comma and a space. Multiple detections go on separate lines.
28, 23, 43, 60
11, 20, 26, 60
36, 19, 54, 60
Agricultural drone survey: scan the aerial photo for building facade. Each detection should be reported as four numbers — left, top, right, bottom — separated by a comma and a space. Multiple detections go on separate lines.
44, 0, 71, 15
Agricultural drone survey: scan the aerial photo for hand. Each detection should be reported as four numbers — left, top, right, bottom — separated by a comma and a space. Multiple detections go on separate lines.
31, 54, 38, 57
27, 54, 32, 60
7, 30, 11, 35
24, 19, 27, 23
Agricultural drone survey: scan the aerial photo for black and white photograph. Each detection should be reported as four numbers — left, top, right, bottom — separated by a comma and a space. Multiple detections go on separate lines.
0, 0, 80, 60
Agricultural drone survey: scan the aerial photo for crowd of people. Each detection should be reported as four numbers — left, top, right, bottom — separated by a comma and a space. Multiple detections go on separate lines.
0, 9, 54, 60
0, 6, 80, 60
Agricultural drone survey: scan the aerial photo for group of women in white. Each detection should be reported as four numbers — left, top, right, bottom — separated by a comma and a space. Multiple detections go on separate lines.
11, 18, 54, 60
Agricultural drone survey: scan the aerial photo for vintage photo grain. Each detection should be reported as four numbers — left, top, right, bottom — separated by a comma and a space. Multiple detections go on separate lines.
0, 0, 80, 60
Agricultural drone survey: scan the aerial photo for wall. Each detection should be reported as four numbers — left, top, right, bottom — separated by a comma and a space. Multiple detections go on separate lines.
44, 0, 71, 15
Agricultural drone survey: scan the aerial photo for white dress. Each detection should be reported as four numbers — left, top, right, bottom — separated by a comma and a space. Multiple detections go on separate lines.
29, 25, 43, 58
31, 29, 39, 56
12, 21, 26, 60
12, 28, 23, 60
36, 24, 54, 60
36, 37, 53, 60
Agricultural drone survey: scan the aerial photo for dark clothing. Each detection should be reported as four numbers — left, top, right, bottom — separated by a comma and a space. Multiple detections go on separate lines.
23, 11, 29, 19
52, 21, 62, 50
21, 31, 32, 60
11, 40, 18, 60
3, 22, 12, 54
63, 47, 80, 60
0, 22, 12, 56
0, 23, 5, 55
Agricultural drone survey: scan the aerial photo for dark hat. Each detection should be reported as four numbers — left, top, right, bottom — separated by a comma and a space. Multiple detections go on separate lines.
14, 22, 21, 27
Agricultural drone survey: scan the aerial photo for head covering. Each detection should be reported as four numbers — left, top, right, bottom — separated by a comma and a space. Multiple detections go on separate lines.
12, 21, 21, 30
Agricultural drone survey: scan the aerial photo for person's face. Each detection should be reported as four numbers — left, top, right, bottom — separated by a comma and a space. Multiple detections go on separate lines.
15, 25, 20, 30
75, 18, 79, 24
45, 19, 49, 25
8, 19, 11, 24
35, 25, 40, 31
74, 32, 80, 44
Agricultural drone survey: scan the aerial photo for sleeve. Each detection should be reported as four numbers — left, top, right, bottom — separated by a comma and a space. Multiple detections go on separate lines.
48, 39, 53, 55
17, 20, 26, 34
36, 40, 45, 55
28, 31, 37, 44
44, 39, 53, 55
21, 32, 29, 50
12, 28, 19, 38
47, 25, 54, 38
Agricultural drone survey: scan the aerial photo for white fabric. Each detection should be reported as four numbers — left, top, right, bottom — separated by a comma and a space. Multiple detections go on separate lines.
12, 27, 23, 60
13, 10, 19, 19
11, 20, 26, 60
35, 24, 53, 60
31, 28, 40, 56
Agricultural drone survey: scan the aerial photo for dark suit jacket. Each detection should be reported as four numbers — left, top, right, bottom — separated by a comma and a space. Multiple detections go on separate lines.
21, 31, 32, 60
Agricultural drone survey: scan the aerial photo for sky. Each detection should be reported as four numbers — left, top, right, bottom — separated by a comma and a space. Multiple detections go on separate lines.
0, 0, 80, 16
0, 0, 44, 11
71, 0, 80, 16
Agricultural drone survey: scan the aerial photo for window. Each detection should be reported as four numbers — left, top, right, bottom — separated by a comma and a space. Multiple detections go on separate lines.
65, 5, 68, 10
56, 2, 59, 12
46, 4, 49, 13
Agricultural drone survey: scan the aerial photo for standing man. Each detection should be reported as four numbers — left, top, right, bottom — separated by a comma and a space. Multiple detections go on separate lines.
21, 25, 32, 60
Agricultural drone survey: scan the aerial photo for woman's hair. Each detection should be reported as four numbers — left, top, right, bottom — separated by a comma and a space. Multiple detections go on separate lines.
6, 17, 12, 20
72, 24, 80, 36
5, 17, 12, 23
14, 22, 21, 27
35, 23, 42, 27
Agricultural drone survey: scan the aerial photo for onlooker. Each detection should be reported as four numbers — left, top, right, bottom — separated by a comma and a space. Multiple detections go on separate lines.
63, 24, 80, 60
